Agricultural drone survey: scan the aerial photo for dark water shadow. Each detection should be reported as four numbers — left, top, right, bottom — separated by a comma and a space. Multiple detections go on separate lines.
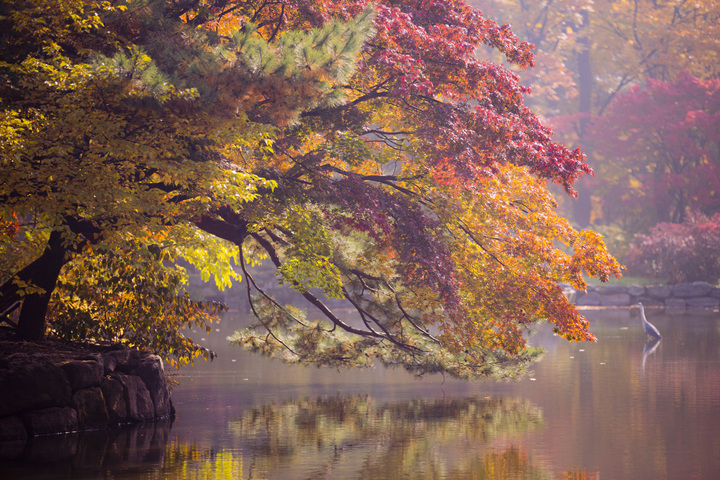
0, 418, 172, 480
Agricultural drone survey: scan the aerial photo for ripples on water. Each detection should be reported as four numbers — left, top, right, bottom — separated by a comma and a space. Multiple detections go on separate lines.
2, 307, 719, 479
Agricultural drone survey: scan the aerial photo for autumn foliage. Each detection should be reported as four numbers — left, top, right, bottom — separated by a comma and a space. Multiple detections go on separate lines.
629, 213, 720, 284
0, 0, 622, 377
588, 72, 720, 234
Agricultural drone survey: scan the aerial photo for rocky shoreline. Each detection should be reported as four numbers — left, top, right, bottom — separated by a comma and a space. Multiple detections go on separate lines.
563, 281, 720, 308
0, 336, 174, 450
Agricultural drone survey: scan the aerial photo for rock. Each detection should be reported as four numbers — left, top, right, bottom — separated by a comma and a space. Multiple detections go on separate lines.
0, 415, 27, 442
61, 359, 104, 391
685, 297, 720, 307
665, 298, 687, 307
102, 353, 118, 374
635, 297, 663, 306
1, 345, 173, 439
575, 291, 601, 306
107, 350, 146, 373
672, 282, 713, 298
598, 285, 628, 295
21, 406, 78, 436
647, 285, 672, 299
100, 376, 128, 424
80, 352, 104, 364
110, 373, 155, 422
0, 355, 72, 417
133, 355, 173, 418
73, 387, 109, 429
600, 293, 631, 306
627, 284, 646, 297
710, 288, 720, 299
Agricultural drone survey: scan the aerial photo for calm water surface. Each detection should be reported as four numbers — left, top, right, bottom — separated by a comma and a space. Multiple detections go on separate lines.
2, 307, 719, 479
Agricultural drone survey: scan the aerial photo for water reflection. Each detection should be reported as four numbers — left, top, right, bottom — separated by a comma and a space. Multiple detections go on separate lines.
1, 395, 554, 480
0, 419, 172, 480
641, 337, 661, 374
230, 395, 544, 479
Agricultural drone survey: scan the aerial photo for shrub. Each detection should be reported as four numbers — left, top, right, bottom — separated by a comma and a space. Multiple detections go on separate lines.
628, 213, 720, 283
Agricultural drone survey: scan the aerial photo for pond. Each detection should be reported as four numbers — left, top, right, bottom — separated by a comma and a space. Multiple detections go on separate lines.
2, 307, 719, 479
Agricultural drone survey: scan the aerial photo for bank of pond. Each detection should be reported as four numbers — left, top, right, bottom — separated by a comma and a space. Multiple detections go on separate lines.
564, 280, 720, 308
0, 345, 174, 450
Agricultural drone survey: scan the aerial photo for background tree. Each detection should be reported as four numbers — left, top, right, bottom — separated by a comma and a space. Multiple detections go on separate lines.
472, 0, 720, 265
587, 72, 720, 235
1, 0, 621, 378
473, 0, 720, 119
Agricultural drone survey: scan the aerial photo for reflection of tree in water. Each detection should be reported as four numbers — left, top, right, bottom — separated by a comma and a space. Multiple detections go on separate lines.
0, 397, 601, 479
229, 395, 548, 479
0, 420, 174, 480
143, 443, 265, 480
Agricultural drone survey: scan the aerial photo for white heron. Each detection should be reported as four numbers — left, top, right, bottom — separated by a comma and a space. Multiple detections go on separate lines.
636, 302, 662, 340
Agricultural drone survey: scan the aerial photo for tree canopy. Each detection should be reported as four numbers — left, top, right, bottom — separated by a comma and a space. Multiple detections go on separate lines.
0, 0, 621, 378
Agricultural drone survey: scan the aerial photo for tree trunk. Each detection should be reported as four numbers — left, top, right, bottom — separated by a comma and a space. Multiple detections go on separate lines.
573, 9, 593, 228
14, 231, 69, 341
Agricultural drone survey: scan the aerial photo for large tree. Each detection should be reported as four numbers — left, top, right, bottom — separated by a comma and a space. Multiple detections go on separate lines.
0, 0, 621, 378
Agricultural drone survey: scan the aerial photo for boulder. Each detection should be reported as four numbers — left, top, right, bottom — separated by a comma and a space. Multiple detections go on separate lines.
685, 297, 720, 308
107, 350, 146, 373
598, 285, 628, 295
600, 293, 631, 306
635, 297, 663, 306
0, 415, 27, 442
102, 353, 118, 374
100, 376, 129, 424
665, 298, 687, 307
73, 387, 109, 429
575, 291, 601, 306
133, 355, 173, 418
110, 372, 155, 422
672, 282, 713, 298
627, 284, 646, 297
647, 285, 672, 299
0, 354, 72, 417
21, 406, 78, 436
61, 359, 104, 391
